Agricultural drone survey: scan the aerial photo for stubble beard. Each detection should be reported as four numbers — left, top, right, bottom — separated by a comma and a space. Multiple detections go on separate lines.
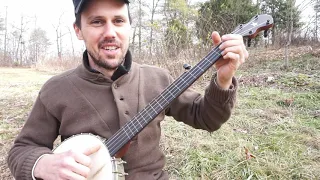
87, 48, 126, 71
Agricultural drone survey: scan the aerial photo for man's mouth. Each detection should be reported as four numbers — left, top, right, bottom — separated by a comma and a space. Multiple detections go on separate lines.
102, 46, 119, 51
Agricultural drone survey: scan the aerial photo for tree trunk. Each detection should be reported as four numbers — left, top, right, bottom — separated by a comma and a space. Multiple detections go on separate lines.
56, 29, 61, 60
131, 26, 137, 54
138, 0, 142, 58
67, 27, 75, 61
284, 0, 294, 69
149, 0, 160, 57
60, 30, 63, 60
4, 6, 8, 65
316, 4, 318, 41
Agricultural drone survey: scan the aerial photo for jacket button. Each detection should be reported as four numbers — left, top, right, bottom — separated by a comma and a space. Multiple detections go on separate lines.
113, 84, 118, 89
125, 111, 129, 115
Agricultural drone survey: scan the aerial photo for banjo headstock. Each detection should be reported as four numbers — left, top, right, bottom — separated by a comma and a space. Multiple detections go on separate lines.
232, 14, 274, 39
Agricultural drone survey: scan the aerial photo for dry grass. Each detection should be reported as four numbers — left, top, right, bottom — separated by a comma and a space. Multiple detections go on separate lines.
0, 49, 319, 179
0, 68, 56, 179
160, 53, 320, 179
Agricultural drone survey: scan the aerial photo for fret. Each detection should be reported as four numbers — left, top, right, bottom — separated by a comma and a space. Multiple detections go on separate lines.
172, 83, 181, 91
155, 100, 163, 109
128, 120, 139, 134
159, 93, 169, 104
142, 108, 154, 120
196, 61, 206, 73
179, 76, 191, 88
139, 112, 150, 126
149, 104, 158, 115
122, 127, 131, 140
135, 117, 144, 128
124, 123, 135, 137
171, 76, 187, 94
165, 88, 176, 99
187, 71, 197, 80
141, 107, 157, 122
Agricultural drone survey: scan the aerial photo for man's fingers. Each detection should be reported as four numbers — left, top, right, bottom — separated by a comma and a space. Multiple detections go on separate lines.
82, 143, 101, 156
72, 152, 91, 167
222, 46, 244, 60
211, 31, 221, 46
69, 160, 91, 178
219, 39, 245, 50
222, 52, 241, 70
61, 168, 87, 180
221, 34, 243, 41
63, 144, 102, 179
69, 144, 101, 167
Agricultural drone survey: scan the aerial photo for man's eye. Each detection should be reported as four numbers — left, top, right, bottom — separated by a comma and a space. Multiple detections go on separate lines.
92, 20, 103, 25
115, 19, 124, 24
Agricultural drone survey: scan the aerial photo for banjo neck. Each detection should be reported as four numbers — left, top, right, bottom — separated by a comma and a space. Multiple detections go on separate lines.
106, 45, 223, 157
104, 14, 274, 157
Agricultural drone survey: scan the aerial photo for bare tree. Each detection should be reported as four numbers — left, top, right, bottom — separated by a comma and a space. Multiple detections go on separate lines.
149, 0, 161, 56
314, 0, 320, 41
11, 15, 30, 65
138, 0, 142, 57
284, 0, 295, 69
66, 26, 76, 61
0, 16, 4, 47
28, 28, 50, 64
52, 13, 68, 60
131, 26, 137, 53
2, 6, 8, 65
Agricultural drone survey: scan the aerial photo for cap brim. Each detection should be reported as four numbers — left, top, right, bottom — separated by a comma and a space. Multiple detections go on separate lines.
75, 0, 130, 15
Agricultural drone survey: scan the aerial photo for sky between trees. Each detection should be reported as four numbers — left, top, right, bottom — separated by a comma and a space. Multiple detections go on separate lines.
0, 0, 316, 58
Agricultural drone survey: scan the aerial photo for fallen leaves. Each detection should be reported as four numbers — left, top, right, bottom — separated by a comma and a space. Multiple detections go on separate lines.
233, 128, 248, 134
277, 97, 294, 107
244, 146, 256, 160
284, 98, 294, 106
249, 46, 314, 61
311, 48, 320, 57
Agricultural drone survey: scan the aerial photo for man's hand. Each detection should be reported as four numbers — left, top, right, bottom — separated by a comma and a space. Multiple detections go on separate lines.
34, 144, 101, 180
211, 31, 248, 89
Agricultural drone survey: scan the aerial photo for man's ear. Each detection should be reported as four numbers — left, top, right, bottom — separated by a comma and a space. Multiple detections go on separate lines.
74, 23, 83, 40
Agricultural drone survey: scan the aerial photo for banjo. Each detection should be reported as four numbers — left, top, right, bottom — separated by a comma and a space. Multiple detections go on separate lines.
53, 14, 274, 179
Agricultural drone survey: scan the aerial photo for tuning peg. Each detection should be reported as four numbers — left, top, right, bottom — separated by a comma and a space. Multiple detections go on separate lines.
264, 30, 269, 38
183, 64, 192, 70
266, 20, 270, 25
247, 38, 252, 47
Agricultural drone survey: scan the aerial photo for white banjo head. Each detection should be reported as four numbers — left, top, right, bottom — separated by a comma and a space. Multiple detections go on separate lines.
54, 134, 113, 180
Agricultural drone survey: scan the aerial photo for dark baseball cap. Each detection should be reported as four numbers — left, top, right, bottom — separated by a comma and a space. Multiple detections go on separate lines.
73, 0, 130, 15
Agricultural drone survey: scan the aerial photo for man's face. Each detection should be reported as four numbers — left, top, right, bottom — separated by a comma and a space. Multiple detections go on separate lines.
74, 0, 131, 71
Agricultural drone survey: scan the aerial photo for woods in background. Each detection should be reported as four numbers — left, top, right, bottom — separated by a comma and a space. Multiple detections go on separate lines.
0, 0, 319, 68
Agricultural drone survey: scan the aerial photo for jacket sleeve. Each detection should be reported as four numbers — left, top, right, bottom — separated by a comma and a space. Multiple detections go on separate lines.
166, 73, 238, 132
7, 94, 59, 180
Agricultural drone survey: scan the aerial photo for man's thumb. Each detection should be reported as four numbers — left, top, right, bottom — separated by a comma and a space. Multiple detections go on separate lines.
83, 143, 101, 156
211, 31, 222, 47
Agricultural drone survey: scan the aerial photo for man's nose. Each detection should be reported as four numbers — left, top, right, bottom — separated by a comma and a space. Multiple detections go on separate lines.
103, 22, 116, 39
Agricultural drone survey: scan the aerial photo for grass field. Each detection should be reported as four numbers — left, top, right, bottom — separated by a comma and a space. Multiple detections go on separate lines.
0, 52, 319, 179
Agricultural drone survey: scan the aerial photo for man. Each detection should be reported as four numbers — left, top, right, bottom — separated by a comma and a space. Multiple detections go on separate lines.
7, 0, 248, 179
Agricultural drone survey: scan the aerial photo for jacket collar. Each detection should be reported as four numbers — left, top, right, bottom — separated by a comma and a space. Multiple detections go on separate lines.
82, 50, 132, 81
